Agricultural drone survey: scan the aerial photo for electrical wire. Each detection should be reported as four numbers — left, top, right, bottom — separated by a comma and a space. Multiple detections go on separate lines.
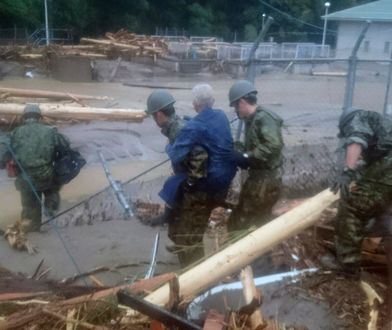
260, 0, 337, 34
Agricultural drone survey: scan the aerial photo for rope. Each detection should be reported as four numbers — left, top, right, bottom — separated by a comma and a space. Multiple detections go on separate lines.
5, 144, 87, 286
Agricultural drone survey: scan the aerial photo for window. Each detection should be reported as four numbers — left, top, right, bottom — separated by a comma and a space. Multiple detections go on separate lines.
384, 41, 391, 54
363, 40, 370, 53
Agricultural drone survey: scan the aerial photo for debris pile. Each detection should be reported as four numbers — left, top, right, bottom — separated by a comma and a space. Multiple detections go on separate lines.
0, 30, 169, 64
3, 219, 37, 254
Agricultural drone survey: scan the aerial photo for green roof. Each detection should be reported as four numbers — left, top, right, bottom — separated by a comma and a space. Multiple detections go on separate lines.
322, 0, 392, 22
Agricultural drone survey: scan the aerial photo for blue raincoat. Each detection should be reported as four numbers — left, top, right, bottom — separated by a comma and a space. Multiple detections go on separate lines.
159, 107, 237, 206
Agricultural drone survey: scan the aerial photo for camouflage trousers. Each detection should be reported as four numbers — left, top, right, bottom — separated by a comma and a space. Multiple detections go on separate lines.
168, 189, 215, 268
336, 164, 392, 266
15, 176, 60, 231
228, 169, 281, 234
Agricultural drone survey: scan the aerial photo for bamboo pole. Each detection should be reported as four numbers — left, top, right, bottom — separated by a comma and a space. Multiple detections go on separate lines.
144, 189, 339, 306
0, 87, 111, 101
0, 103, 146, 122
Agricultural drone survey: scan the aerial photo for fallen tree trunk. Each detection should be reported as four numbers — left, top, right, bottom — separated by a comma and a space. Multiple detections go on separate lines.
0, 103, 146, 122
144, 189, 339, 306
0, 87, 111, 101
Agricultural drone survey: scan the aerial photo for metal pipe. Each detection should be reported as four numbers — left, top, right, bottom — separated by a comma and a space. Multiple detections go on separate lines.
383, 51, 392, 116
145, 233, 160, 279
236, 16, 274, 141
343, 21, 371, 110
44, 0, 50, 45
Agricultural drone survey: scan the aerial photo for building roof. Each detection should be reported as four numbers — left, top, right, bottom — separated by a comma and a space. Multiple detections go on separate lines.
322, 0, 392, 22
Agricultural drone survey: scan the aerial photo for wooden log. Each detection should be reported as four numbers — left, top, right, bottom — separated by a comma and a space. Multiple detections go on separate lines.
0, 103, 146, 122
144, 189, 339, 307
240, 266, 265, 330
0, 87, 111, 101
80, 38, 139, 51
58, 273, 175, 306
19, 54, 44, 60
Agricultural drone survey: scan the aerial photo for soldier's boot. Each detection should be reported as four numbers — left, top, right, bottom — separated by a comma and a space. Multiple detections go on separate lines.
147, 206, 173, 227
320, 253, 360, 278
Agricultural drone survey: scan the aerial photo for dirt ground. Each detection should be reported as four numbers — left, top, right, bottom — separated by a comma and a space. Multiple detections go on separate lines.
0, 61, 389, 329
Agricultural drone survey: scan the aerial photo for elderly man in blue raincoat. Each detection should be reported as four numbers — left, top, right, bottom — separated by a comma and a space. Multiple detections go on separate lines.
162, 83, 237, 267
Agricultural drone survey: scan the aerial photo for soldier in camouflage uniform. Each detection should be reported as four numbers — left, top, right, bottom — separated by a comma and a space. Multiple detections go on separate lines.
165, 85, 237, 267
228, 80, 284, 233
324, 108, 392, 276
146, 90, 212, 266
0, 104, 70, 231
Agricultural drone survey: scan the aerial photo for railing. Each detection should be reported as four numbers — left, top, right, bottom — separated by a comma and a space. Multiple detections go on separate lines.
216, 42, 330, 61
28, 28, 73, 46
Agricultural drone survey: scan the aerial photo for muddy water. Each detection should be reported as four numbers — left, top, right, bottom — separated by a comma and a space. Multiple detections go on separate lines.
0, 160, 172, 230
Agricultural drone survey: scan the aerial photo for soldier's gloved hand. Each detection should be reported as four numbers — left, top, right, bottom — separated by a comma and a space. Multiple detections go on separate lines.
331, 167, 357, 198
182, 179, 196, 192
233, 150, 250, 169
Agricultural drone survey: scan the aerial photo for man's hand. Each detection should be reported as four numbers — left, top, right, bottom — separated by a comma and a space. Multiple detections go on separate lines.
331, 167, 357, 198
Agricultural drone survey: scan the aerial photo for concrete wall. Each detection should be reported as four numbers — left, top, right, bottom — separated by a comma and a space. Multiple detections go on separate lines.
336, 21, 392, 60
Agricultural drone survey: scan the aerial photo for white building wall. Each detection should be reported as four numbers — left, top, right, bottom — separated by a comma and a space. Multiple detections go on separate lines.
336, 21, 392, 59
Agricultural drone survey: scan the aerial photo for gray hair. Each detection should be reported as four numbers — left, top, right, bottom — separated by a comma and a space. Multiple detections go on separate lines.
192, 83, 215, 108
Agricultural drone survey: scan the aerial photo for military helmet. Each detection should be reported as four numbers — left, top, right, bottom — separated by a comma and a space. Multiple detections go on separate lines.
339, 107, 362, 130
23, 103, 41, 117
228, 80, 258, 106
146, 90, 176, 114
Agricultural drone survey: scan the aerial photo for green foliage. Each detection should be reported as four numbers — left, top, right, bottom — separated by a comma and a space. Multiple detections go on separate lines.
0, 0, 374, 42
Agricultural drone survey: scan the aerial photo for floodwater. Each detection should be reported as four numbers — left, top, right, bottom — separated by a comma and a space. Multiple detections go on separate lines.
0, 66, 387, 287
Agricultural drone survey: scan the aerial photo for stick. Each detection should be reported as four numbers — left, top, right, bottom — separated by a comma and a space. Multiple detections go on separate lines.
42, 308, 109, 330
123, 82, 191, 90
240, 266, 265, 329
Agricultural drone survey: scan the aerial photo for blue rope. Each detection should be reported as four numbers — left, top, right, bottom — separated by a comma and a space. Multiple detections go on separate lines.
5, 144, 87, 286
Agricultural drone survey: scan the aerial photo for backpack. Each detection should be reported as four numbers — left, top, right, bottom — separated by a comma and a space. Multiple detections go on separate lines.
54, 149, 86, 185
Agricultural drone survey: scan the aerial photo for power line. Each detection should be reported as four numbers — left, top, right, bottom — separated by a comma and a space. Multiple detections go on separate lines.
259, 0, 337, 34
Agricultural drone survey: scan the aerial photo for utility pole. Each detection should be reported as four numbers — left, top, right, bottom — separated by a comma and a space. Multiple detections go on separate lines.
44, 0, 50, 45
322, 2, 330, 46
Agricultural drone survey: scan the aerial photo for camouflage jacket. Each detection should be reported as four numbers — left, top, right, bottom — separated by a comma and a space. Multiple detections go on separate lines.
3, 119, 70, 181
339, 110, 392, 164
239, 105, 284, 171
162, 115, 208, 182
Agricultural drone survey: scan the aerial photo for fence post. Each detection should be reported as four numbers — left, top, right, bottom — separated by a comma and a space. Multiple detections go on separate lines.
236, 16, 274, 141
383, 52, 392, 116
343, 21, 371, 110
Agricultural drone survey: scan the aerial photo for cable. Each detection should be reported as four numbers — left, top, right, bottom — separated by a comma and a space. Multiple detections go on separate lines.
5, 144, 87, 286
260, 0, 337, 34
